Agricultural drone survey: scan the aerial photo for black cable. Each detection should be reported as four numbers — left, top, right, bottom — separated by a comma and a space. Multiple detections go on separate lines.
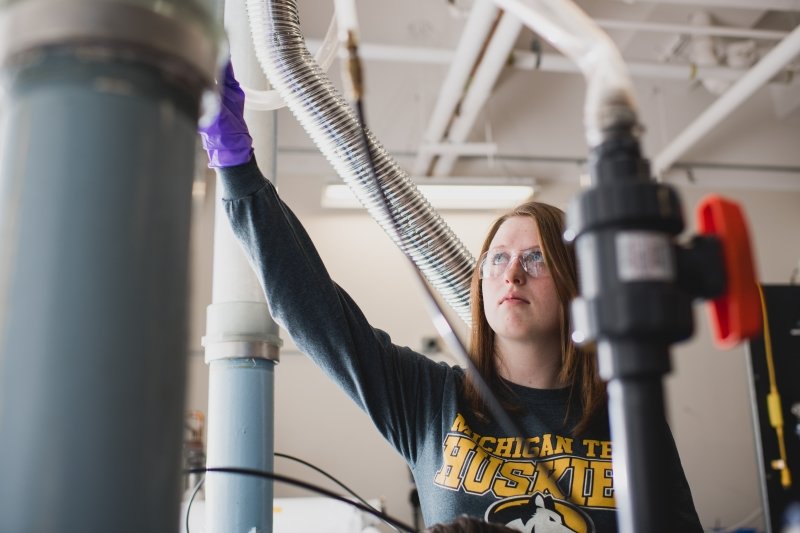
349, 95, 581, 509
353, 81, 525, 444
409, 488, 422, 531
185, 475, 205, 533
186, 467, 416, 532
185, 456, 399, 533
274, 451, 399, 532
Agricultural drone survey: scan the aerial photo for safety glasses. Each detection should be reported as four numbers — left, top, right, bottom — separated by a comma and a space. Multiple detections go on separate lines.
478, 247, 547, 279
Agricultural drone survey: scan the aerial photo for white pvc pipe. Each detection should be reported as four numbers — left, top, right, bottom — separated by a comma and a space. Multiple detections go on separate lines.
433, 12, 523, 176
411, 0, 499, 176
491, 0, 638, 147
652, 24, 800, 178
333, 0, 359, 42
513, 50, 762, 81
203, 1, 282, 531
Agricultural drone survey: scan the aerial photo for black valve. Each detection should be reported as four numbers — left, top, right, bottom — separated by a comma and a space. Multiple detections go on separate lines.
565, 129, 729, 533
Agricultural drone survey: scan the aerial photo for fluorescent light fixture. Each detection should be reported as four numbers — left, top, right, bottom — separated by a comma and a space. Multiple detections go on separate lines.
322, 179, 537, 210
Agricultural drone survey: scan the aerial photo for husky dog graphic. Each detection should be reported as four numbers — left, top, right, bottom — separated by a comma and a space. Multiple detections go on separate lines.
487, 492, 584, 533
505, 493, 575, 532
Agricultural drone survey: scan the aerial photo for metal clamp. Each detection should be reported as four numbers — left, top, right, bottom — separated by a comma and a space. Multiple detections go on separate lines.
203, 339, 281, 363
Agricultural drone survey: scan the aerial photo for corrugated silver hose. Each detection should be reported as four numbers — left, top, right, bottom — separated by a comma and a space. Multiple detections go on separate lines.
245, 0, 475, 324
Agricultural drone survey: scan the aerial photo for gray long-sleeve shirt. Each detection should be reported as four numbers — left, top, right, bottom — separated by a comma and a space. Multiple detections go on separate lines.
218, 158, 703, 532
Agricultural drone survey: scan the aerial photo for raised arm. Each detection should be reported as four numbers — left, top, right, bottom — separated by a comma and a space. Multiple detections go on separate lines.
198, 63, 456, 463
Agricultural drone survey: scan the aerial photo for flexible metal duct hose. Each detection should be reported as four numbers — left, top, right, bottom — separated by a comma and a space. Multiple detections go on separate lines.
246, 0, 474, 324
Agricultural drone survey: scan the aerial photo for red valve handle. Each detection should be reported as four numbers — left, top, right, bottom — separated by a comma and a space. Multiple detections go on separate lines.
696, 195, 762, 349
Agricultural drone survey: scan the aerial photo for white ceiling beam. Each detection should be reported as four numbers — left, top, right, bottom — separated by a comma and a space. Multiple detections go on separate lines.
432, 13, 524, 176
652, 24, 800, 178
410, 0, 500, 176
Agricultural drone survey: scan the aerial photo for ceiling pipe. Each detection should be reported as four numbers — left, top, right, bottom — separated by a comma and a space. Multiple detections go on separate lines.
279, 144, 800, 188
432, 12, 524, 176
419, 141, 498, 157
513, 49, 785, 82
307, 38, 799, 84
594, 17, 789, 41
652, 24, 800, 178
411, 0, 500, 176
612, 0, 800, 10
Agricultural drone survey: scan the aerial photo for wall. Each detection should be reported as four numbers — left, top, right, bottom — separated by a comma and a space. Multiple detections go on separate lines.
665, 185, 800, 532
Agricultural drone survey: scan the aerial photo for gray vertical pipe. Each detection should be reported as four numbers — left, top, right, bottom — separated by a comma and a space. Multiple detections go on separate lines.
202, 122, 280, 531
0, 1, 219, 531
202, 0, 280, 529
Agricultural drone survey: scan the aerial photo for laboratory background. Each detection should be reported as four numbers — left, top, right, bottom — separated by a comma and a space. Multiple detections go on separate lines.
1, 0, 799, 532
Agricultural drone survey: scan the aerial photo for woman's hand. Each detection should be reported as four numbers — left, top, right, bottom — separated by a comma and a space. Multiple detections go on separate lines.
198, 61, 253, 168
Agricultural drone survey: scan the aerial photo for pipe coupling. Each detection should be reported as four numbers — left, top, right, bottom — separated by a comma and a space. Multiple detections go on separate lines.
0, 0, 222, 90
203, 302, 282, 363
203, 340, 281, 363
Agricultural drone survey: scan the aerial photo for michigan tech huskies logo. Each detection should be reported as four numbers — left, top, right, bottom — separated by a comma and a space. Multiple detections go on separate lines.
486, 492, 594, 533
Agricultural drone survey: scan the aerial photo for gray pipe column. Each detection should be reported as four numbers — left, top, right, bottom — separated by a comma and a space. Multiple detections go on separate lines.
0, 0, 220, 531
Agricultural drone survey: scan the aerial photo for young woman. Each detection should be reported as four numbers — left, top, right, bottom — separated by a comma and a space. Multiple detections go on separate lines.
200, 63, 703, 532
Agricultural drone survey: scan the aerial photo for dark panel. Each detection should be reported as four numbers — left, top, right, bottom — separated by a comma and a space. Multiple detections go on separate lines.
747, 284, 800, 533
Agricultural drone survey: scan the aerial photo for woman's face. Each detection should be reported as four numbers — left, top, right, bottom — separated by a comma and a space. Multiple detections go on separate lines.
481, 216, 561, 344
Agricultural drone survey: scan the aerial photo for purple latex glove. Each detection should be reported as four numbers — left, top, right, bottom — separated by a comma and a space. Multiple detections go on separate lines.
198, 62, 253, 168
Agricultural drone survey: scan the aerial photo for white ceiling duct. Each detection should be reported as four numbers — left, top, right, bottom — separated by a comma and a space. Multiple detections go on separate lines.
689, 11, 760, 96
